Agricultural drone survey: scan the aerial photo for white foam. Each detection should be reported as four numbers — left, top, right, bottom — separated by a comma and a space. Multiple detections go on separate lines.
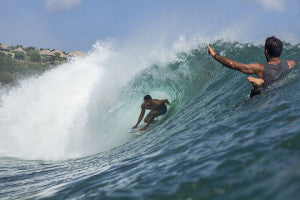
0, 36, 183, 160
0, 43, 108, 160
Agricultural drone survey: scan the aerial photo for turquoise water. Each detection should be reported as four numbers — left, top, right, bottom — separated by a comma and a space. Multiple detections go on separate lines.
0, 41, 299, 200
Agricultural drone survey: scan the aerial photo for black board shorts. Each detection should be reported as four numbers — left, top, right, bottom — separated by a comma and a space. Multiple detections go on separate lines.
147, 106, 167, 117
250, 90, 261, 98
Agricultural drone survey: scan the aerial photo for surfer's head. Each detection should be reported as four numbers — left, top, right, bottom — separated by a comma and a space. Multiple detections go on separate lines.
143, 94, 152, 104
265, 36, 283, 58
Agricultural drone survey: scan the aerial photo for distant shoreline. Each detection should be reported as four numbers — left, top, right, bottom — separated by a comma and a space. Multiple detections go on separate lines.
0, 42, 85, 87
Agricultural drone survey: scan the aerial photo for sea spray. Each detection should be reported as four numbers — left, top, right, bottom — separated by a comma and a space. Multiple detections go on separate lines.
0, 37, 194, 160
0, 43, 109, 160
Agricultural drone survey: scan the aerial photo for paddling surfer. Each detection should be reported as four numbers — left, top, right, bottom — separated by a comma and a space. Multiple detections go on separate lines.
133, 95, 170, 131
206, 36, 296, 97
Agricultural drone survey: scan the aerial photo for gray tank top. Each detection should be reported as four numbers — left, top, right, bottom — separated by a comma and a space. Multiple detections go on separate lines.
262, 61, 290, 89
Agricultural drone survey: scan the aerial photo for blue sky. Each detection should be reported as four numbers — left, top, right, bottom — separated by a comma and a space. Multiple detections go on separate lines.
0, 0, 299, 52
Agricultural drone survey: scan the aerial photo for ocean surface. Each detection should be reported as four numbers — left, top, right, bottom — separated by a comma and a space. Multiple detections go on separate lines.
0, 41, 299, 200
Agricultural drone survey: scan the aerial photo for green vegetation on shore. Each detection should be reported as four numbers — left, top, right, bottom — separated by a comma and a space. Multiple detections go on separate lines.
0, 52, 55, 86
0, 43, 84, 87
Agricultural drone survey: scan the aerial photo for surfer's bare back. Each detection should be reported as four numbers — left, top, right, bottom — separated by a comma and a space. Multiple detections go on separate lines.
133, 94, 170, 131
206, 36, 296, 97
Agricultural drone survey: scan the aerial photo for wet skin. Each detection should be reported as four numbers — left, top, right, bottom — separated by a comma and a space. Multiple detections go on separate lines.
206, 44, 296, 93
133, 99, 170, 131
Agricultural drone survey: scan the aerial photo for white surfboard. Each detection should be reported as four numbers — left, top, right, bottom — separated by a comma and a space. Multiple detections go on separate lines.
129, 129, 143, 135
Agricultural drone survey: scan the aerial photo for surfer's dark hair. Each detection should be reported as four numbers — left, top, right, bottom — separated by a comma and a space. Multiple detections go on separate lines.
143, 94, 152, 101
265, 36, 283, 58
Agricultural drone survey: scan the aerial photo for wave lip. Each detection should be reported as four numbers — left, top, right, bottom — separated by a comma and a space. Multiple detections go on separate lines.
0, 43, 109, 160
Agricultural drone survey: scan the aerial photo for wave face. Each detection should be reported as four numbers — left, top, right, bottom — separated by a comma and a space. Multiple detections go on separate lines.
0, 41, 300, 200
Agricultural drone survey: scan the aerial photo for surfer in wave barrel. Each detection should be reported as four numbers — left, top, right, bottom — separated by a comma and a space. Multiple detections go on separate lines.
132, 94, 170, 131
206, 36, 296, 97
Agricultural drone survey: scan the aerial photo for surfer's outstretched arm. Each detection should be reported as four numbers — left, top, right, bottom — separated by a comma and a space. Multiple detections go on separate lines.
132, 105, 145, 129
206, 44, 263, 76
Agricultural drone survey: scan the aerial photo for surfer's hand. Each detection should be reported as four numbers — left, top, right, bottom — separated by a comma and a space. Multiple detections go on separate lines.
132, 125, 138, 129
206, 44, 216, 57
